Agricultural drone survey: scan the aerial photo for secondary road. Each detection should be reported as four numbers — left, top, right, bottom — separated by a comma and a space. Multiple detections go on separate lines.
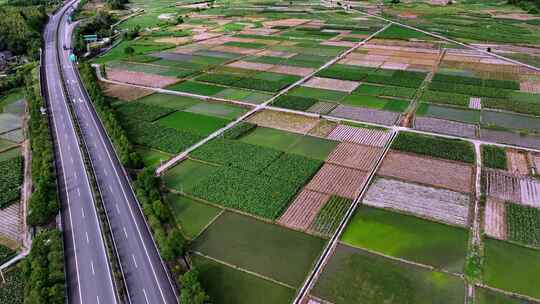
43, 3, 117, 304
56, 2, 178, 303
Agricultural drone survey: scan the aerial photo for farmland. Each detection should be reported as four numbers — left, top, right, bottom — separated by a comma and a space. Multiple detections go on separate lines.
311, 244, 465, 304
341, 205, 468, 273
0, 155, 23, 208
90, 0, 540, 303
0, 265, 24, 304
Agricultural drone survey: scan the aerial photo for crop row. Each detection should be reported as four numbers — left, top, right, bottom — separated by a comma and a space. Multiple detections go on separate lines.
0, 266, 24, 304
190, 138, 282, 173
272, 95, 318, 111
262, 153, 323, 184
223, 122, 257, 140
115, 102, 175, 122
483, 97, 540, 117
317, 64, 426, 88
309, 196, 352, 236
188, 165, 299, 219
0, 244, 15, 265
432, 74, 520, 90
481, 145, 507, 170
123, 120, 203, 154
392, 131, 475, 163
429, 81, 512, 98
196, 72, 300, 93
506, 202, 540, 247
0, 156, 23, 208
421, 90, 470, 107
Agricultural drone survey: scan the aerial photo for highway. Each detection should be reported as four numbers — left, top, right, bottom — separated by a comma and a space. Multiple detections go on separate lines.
55, 1, 178, 303
43, 3, 118, 304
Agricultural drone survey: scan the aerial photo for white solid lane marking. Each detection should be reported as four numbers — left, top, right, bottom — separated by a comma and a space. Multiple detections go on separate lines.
91, 260, 95, 275
97, 296, 100, 304
142, 288, 149, 304
85, 231, 89, 244
81, 208, 85, 218
132, 254, 138, 268
109, 185, 113, 193
123, 227, 128, 239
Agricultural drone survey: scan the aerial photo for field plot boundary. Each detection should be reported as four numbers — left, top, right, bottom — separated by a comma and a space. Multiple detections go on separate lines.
475, 282, 540, 304
154, 23, 394, 175
291, 129, 397, 304
190, 251, 297, 290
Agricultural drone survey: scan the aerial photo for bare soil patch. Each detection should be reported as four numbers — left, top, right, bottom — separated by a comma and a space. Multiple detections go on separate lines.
106, 68, 178, 88
212, 45, 261, 55
270, 65, 314, 76
303, 77, 360, 93
263, 18, 310, 27
227, 60, 274, 71
278, 189, 329, 231
308, 120, 337, 138
306, 164, 368, 199
155, 37, 191, 45
506, 149, 529, 175
100, 82, 153, 101
483, 168, 522, 202
364, 177, 470, 226
247, 110, 320, 134
327, 125, 390, 147
327, 142, 382, 171
484, 197, 507, 240
379, 151, 474, 193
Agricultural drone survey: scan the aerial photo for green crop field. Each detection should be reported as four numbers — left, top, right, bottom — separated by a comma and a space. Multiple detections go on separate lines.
416, 103, 481, 124
166, 194, 221, 239
239, 127, 338, 161
288, 86, 347, 102
310, 196, 352, 237
341, 95, 410, 112
312, 244, 465, 304
484, 238, 540, 299
475, 287, 529, 304
0, 147, 20, 162
341, 206, 468, 273
0, 266, 24, 304
168, 81, 227, 96
481, 145, 507, 170
157, 111, 229, 136
134, 146, 171, 168
136, 94, 200, 110
191, 254, 296, 304
0, 156, 23, 208
506, 202, 540, 248
0, 243, 15, 265
163, 159, 220, 192
392, 132, 475, 164
182, 102, 247, 120
191, 211, 326, 287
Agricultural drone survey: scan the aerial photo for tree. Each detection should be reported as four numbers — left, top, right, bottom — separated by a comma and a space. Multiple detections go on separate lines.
180, 269, 209, 304
124, 46, 134, 56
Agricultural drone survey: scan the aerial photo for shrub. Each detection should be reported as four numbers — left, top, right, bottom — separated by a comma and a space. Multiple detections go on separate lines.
481, 145, 507, 170
272, 95, 318, 111
0, 244, 16, 265
21, 230, 65, 304
179, 268, 209, 304
392, 131, 475, 163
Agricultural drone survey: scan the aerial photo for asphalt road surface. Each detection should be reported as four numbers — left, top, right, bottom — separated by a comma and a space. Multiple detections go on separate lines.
43, 3, 118, 304
55, 2, 178, 304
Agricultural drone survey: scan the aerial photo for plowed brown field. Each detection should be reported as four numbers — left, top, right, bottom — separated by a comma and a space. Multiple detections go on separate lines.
484, 197, 506, 240
277, 189, 329, 231
378, 151, 474, 193
326, 142, 382, 171
305, 164, 368, 199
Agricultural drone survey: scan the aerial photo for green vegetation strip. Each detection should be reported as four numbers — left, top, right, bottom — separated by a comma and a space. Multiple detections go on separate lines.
392, 132, 475, 164
310, 196, 352, 237
341, 206, 468, 273
481, 145, 507, 170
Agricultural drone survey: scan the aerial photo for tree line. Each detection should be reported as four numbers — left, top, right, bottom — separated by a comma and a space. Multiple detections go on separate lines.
0, 4, 48, 59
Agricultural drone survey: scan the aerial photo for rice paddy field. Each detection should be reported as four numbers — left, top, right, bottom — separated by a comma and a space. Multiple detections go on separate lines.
95, 0, 540, 303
